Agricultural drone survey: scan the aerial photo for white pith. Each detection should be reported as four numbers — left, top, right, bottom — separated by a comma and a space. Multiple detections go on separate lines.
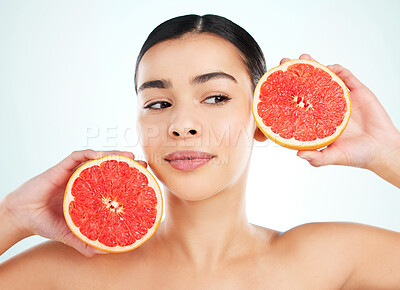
252, 59, 351, 150
63, 155, 163, 253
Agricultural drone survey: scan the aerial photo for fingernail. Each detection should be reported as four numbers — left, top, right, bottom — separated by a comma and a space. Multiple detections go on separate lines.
298, 155, 311, 161
95, 249, 108, 254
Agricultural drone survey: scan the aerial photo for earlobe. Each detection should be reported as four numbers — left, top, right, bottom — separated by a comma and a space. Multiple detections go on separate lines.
254, 127, 268, 142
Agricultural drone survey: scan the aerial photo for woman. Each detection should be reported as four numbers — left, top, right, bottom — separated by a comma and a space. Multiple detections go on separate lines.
1, 14, 399, 289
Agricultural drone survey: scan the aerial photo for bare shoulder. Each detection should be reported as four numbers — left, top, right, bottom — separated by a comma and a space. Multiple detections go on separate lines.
0, 240, 148, 289
274, 221, 400, 289
0, 241, 91, 288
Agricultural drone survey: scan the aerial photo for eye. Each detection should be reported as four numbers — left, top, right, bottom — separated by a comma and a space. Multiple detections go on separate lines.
143, 101, 172, 110
202, 94, 232, 105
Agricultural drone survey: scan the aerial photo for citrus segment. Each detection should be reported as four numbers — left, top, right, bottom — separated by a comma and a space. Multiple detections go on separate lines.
252, 59, 351, 150
64, 155, 162, 253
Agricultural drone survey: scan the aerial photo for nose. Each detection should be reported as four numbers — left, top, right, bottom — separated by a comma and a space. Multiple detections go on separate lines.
168, 110, 201, 139
170, 128, 198, 137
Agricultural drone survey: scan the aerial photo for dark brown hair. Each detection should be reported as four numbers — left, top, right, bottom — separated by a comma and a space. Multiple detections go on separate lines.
134, 14, 266, 93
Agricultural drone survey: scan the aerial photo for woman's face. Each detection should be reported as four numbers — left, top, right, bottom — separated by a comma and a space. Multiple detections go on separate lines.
136, 33, 266, 201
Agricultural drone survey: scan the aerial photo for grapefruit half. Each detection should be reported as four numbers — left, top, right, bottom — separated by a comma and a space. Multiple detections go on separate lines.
63, 155, 163, 253
252, 59, 351, 150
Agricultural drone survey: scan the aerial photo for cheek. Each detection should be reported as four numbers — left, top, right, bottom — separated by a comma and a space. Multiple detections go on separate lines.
208, 102, 255, 172
214, 103, 255, 150
137, 117, 166, 163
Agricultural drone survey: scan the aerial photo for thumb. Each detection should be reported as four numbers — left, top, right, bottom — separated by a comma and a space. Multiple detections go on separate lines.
60, 230, 109, 257
297, 147, 347, 167
327, 64, 363, 91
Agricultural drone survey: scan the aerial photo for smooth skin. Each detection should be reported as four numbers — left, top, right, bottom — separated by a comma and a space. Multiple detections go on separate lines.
1, 33, 400, 289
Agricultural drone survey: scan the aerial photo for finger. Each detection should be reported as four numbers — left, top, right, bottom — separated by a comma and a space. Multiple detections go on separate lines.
97, 151, 146, 168
60, 230, 109, 257
97, 150, 135, 160
299, 53, 317, 62
326, 64, 363, 91
297, 147, 348, 167
80, 245, 109, 257
59, 149, 103, 172
280, 58, 291, 65
136, 160, 148, 168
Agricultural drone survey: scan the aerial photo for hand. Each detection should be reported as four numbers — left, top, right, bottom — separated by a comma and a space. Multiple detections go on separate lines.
280, 54, 400, 173
2, 149, 148, 257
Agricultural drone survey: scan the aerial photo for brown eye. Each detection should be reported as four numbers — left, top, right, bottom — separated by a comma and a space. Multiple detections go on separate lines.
144, 101, 172, 110
202, 94, 231, 105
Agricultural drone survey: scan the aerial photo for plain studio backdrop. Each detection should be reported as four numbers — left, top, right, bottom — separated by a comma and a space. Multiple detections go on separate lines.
1, 0, 399, 262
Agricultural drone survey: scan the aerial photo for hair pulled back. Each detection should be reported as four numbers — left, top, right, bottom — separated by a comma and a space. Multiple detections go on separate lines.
134, 14, 266, 93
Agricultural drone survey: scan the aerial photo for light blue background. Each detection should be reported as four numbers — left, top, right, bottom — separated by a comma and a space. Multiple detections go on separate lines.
1, 0, 399, 262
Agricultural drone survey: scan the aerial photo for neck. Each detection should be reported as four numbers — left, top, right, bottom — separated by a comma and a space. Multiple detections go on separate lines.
154, 165, 256, 269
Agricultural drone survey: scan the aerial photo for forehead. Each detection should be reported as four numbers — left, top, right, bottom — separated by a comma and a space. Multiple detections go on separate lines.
136, 33, 251, 89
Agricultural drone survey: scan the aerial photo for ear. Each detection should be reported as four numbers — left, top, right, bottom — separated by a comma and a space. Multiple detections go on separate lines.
254, 127, 268, 142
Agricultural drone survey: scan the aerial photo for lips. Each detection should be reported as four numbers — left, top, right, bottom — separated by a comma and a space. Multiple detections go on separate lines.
164, 150, 216, 172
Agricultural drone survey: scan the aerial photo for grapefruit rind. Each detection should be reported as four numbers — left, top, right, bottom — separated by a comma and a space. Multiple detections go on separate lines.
252, 59, 351, 150
63, 155, 163, 253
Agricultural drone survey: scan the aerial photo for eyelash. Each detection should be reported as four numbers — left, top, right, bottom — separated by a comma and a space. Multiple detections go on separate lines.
143, 94, 232, 110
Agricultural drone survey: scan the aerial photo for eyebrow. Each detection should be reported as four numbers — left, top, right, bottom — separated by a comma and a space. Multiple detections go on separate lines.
190, 71, 237, 86
137, 79, 172, 93
137, 71, 237, 93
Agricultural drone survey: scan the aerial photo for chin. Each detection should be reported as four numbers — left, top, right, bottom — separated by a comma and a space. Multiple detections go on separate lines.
165, 185, 223, 202
154, 165, 229, 202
